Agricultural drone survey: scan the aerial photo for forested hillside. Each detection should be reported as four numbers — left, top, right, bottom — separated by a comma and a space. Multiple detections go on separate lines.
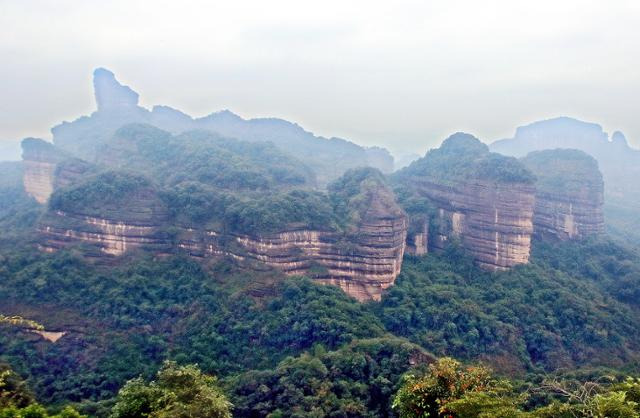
1, 227, 640, 416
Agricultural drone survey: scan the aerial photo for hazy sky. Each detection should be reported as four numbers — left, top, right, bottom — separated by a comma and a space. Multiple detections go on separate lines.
1, 0, 639, 155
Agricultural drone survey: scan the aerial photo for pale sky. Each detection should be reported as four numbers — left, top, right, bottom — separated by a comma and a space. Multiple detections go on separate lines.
1, 0, 639, 155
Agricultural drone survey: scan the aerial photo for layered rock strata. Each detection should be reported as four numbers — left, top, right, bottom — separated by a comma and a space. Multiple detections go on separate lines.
394, 133, 536, 270
39, 216, 406, 301
413, 179, 535, 270
522, 149, 605, 240
232, 195, 407, 301
36, 173, 407, 301
405, 218, 428, 256
38, 185, 171, 256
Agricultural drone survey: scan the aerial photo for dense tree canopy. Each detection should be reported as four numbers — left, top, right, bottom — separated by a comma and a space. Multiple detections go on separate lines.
111, 361, 231, 418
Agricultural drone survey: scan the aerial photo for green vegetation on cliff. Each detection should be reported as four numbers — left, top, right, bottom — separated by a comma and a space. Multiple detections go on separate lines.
44, 152, 396, 237
0, 162, 41, 239
49, 171, 154, 215
108, 124, 315, 190
522, 149, 603, 194
394, 133, 536, 185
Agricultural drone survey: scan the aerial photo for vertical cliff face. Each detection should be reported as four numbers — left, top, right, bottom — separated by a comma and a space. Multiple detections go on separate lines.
36, 165, 407, 301
522, 149, 605, 240
412, 179, 535, 270
21, 138, 62, 204
21, 138, 93, 204
394, 133, 537, 271
39, 172, 170, 256
195, 169, 408, 301
231, 210, 406, 302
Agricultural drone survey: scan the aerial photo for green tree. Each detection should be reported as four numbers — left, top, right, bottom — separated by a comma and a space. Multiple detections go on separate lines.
110, 361, 232, 418
0, 366, 33, 409
392, 357, 495, 417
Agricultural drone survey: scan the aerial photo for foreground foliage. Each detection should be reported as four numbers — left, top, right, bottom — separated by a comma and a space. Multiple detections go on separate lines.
393, 357, 640, 417
111, 361, 231, 418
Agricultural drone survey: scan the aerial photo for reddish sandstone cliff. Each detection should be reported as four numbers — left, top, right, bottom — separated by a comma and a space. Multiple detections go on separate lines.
522, 149, 605, 240
394, 133, 536, 270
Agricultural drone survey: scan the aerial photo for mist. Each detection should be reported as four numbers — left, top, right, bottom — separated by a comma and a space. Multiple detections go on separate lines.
1, 0, 639, 156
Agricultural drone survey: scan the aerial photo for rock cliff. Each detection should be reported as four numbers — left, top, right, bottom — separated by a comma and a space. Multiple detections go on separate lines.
21, 138, 62, 204
39, 172, 171, 256
489, 117, 640, 243
231, 181, 407, 301
394, 133, 536, 270
522, 149, 605, 240
21, 138, 92, 204
36, 165, 407, 301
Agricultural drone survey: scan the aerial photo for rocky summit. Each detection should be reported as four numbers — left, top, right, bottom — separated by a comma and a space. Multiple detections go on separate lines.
50, 68, 393, 186
93, 68, 139, 111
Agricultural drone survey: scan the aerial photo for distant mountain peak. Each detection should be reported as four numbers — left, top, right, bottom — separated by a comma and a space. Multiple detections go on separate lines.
93, 68, 139, 111
440, 132, 489, 153
611, 131, 628, 146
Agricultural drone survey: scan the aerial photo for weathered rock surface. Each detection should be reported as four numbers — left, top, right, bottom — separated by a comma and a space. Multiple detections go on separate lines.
522, 149, 605, 240
21, 138, 92, 204
39, 177, 171, 256
36, 167, 407, 301
405, 218, 428, 256
490, 117, 640, 242
232, 190, 407, 301
413, 179, 535, 270
39, 215, 406, 301
21, 138, 66, 204
394, 133, 536, 270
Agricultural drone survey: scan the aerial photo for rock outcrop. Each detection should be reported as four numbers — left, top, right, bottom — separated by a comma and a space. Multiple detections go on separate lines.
21, 138, 92, 204
21, 138, 66, 204
522, 149, 605, 240
489, 117, 640, 242
394, 133, 536, 270
36, 166, 407, 301
415, 179, 534, 270
233, 187, 407, 301
93, 68, 139, 111
38, 172, 171, 256
405, 218, 428, 256
50, 68, 394, 186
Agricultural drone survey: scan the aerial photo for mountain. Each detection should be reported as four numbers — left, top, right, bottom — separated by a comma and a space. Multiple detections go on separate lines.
2, 74, 639, 417
22, 124, 407, 301
51, 68, 393, 186
491, 116, 640, 243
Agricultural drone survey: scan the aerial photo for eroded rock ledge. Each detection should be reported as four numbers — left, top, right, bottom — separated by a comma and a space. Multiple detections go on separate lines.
394, 133, 537, 271
414, 179, 535, 270
522, 149, 605, 240
37, 210, 407, 301
28, 142, 407, 301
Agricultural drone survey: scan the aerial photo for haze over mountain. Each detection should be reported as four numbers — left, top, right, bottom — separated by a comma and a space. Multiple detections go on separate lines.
490, 116, 640, 243
3, 1, 640, 153
2, 2, 640, 416
51, 68, 392, 186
